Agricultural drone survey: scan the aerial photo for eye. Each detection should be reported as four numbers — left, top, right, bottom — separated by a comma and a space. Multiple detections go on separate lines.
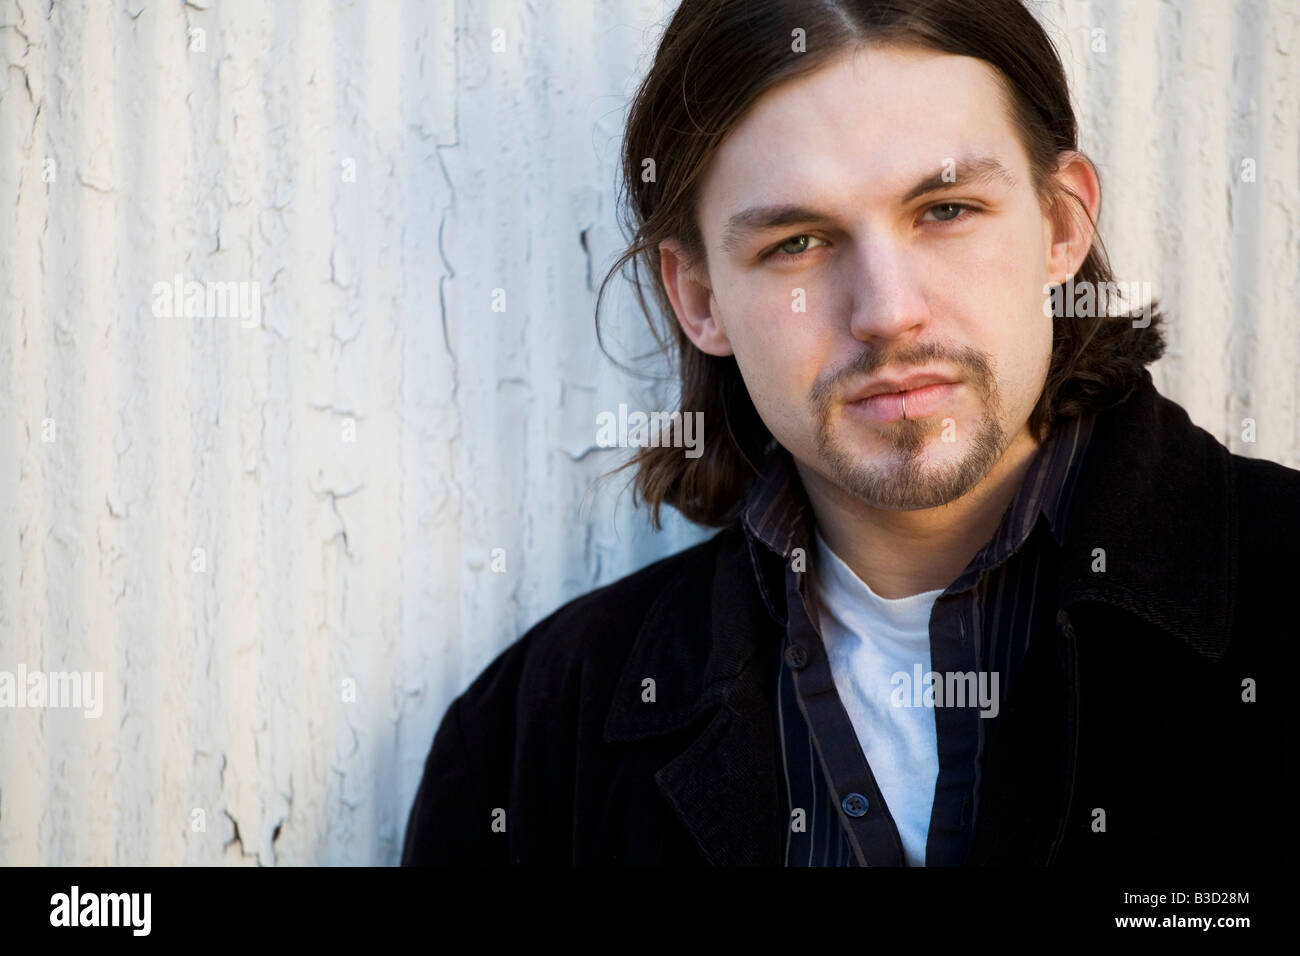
767, 234, 827, 260
920, 202, 976, 224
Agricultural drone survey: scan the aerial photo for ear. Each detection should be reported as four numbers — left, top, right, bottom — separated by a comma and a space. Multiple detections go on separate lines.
1043, 151, 1101, 285
659, 238, 733, 356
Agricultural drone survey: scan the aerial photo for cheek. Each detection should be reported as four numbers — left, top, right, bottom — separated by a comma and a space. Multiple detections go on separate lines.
971, 222, 1047, 299
722, 291, 827, 431
967, 223, 1052, 336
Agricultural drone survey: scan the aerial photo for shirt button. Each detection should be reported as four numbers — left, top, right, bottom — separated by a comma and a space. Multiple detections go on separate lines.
784, 644, 809, 670
841, 792, 869, 817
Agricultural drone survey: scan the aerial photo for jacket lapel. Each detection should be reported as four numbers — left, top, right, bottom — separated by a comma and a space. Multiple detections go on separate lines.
603, 524, 785, 865
1055, 370, 1237, 660
652, 672, 783, 865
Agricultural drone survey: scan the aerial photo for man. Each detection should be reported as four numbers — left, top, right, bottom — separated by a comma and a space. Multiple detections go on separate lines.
402, 0, 1293, 866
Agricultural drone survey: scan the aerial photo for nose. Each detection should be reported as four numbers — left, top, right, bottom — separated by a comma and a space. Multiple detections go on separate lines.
846, 234, 930, 342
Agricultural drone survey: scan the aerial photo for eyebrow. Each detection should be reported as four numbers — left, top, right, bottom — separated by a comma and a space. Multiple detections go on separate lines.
901, 155, 1017, 203
719, 155, 1018, 256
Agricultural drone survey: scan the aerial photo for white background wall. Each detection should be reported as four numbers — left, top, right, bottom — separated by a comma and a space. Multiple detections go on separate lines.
0, 0, 1295, 864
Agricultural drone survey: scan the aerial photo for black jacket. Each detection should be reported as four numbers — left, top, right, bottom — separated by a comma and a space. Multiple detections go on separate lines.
402, 372, 1295, 866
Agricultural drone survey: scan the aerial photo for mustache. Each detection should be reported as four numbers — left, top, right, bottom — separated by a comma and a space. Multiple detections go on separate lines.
809, 342, 995, 413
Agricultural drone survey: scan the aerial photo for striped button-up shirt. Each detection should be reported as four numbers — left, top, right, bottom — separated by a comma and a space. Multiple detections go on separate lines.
740, 412, 1097, 866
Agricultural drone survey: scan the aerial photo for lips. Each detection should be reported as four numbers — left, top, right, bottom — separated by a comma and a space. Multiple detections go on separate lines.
849, 371, 958, 402
847, 380, 961, 422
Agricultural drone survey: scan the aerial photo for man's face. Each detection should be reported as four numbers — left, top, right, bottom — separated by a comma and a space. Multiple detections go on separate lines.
685, 43, 1060, 511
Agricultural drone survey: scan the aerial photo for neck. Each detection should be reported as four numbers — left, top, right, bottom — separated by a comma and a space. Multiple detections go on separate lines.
795, 426, 1041, 599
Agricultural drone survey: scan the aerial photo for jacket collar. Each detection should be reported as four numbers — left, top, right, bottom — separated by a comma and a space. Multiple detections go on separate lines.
1053, 370, 1237, 661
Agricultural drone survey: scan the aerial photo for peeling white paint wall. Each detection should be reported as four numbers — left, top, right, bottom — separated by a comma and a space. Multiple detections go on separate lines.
0, 0, 1295, 865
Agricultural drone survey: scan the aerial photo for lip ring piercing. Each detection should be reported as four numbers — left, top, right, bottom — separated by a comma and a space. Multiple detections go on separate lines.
900, 391, 907, 420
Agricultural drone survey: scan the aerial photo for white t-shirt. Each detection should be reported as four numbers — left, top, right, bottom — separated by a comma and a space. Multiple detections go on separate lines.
810, 528, 944, 867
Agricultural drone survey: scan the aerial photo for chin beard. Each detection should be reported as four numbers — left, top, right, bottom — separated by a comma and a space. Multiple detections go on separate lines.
817, 412, 1008, 511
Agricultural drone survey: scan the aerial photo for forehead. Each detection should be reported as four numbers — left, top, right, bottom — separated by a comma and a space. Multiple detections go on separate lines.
696, 43, 1027, 234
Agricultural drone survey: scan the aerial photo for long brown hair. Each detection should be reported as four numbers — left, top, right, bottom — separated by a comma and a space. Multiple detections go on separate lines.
595, 0, 1165, 529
